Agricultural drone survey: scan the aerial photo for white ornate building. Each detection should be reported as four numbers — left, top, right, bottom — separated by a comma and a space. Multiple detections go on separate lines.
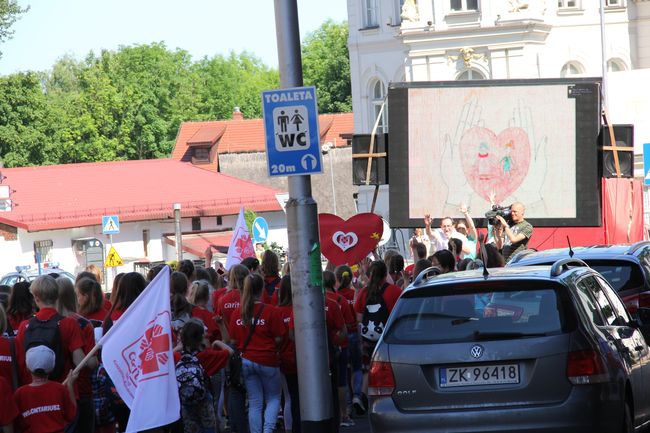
347, 0, 650, 237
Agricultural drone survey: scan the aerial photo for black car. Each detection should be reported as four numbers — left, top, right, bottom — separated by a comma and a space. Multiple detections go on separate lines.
369, 260, 650, 433
508, 242, 650, 317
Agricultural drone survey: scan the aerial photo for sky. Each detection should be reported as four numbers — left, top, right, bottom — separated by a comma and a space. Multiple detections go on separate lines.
0, 0, 349, 75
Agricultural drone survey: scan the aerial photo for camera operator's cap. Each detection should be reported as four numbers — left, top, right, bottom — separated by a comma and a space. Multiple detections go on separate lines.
25, 345, 56, 374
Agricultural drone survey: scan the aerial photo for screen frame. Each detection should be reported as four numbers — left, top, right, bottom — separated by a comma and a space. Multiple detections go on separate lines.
387, 78, 602, 228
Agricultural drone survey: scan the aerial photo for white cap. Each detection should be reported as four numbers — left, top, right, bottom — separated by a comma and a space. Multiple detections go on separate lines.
25, 345, 56, 374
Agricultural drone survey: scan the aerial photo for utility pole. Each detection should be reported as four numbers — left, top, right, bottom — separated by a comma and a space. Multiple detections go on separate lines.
273, 1, 333, 432
174, 203, 183, 263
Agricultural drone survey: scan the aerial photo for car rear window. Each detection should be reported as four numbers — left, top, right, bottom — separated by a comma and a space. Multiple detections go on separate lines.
583, 260, 644, 292
385, 281, 574, 344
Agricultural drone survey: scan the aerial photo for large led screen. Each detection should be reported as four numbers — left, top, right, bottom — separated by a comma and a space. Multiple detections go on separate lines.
388, 79, 602, 228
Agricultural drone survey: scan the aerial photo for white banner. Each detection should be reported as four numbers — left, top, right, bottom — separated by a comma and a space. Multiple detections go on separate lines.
225, 207, 256, 270
99, 266, 180, 432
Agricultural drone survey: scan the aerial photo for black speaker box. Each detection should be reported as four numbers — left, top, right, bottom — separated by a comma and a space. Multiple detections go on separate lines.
599, 124, 634, 178
352, 133, 389, 185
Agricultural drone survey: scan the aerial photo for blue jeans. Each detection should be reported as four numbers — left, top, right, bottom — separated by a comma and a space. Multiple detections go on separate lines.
242, 358, 282, 433
348, 332, 363, 399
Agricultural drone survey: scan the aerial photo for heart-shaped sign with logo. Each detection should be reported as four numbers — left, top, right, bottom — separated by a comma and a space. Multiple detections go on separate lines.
319, 213, 384, 266
459, 126, 531, 204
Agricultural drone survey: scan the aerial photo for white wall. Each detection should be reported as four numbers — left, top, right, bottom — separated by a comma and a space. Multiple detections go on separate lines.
0, 210, 289, 280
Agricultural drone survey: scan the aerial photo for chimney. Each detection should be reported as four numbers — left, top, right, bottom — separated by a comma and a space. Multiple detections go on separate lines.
232, 106, 244, 121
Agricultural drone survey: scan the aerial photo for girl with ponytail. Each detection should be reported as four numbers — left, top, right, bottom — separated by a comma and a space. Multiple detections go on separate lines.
229, 274, 286, 433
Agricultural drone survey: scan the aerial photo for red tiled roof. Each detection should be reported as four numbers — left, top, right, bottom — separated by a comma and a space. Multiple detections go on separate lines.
171, 112, 354, 171
163, 231, 233, 257
0, 159, 282, 232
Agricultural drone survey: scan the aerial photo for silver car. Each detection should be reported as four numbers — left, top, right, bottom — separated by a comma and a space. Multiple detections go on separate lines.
0, 265, 75, 286
369, 260, 650, 433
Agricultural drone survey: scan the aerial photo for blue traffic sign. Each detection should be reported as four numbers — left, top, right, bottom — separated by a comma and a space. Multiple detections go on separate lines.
645, 143, 650, 185
262, 86, 323, 177
252, 217, 269, 244
102, 215, 120, 235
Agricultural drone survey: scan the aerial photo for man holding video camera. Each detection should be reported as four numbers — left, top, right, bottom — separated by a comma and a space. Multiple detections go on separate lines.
494, 202, 533, 262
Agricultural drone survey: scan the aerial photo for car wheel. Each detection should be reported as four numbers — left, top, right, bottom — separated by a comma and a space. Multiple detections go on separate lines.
623, 400, 633, 433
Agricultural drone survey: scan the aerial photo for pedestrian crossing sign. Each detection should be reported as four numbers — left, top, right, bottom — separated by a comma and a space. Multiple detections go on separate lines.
102, 215, 120, 235
105, 246, 124, 268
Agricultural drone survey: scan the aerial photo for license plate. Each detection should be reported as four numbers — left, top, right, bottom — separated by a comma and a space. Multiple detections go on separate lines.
440, 364, 520, 387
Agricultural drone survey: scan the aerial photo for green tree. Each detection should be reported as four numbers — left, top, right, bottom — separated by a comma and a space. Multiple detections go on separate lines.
0, 0, 28, 59
301, 20, 351, 113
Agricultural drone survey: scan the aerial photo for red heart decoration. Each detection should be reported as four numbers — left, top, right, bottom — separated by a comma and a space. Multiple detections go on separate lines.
459, 126, 531, 204
319, 213, 384, 266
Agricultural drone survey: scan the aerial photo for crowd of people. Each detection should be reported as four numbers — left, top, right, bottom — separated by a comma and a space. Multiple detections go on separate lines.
0, 203, 533, 433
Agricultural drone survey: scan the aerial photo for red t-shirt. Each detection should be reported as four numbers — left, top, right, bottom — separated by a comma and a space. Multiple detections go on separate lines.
275, 305, 296, 374
172, 348, 229, 376
0, 335, 30, 388
191, 306, 221, 342
14, 381, 76, 433
73, 315, 96, 399
262, 276, 281, 305
0, 376, 18, 425
83, 307, 109, 323
229, 303, 286, 367
211, 287, 228, 314
326, 291, 355, 348
217, 290, 241, 334
324, 296, 345, 347
8, 312, 33, 335
337, 287, 356, 306
353, 283, 402, 316
16, 308, 85, 384
103, 299, 112, 311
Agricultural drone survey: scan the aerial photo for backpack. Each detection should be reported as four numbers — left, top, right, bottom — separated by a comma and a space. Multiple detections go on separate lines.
265, 276, 281, 298
23, 314, 65, 380
92, 364, 117, 426
176, 352, 210, 406
361, 283, 389, 342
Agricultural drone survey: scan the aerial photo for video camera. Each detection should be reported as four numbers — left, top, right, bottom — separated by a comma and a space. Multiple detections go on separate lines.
485, 205, 513, 226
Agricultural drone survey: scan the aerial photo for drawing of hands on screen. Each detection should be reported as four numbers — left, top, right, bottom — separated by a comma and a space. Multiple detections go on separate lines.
507, 99, 548, 215
440, 98, 484, 216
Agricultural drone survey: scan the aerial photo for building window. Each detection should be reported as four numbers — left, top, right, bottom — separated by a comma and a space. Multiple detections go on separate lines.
142, 229, 150, 257
607, 59, 626, 72
605, 0, 623, 6
364, 0, 379, 27
370, 80, 388, 133
450, 0, 478, 12
216, 216, 223, 226
34, 240, 53, 263
457, 69, 486, 80
194, 147, 209, 161
560, 61, 585, 77
192, 217, 201, 231
558, 0, 579, 8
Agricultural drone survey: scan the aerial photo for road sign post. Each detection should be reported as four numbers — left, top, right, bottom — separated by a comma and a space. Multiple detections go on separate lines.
272, 1, 332, 432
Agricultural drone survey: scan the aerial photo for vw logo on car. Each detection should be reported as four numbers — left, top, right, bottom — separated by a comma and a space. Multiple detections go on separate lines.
470, 344, 484, 359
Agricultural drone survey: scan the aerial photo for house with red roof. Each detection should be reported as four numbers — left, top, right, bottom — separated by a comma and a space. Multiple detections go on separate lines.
0, 158, 286, 279
171, 109, 356, 218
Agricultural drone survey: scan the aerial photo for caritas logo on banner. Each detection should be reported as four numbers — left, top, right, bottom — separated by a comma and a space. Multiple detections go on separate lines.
226, 207, 256, 270
99, 266, 179, 432
119, 312, 172, 397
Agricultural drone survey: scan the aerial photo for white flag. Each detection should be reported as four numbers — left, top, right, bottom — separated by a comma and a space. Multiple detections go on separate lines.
99, 266, 180, 432
226, 207, 256, 270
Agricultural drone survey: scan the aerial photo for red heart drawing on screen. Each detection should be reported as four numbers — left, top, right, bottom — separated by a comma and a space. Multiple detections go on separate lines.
319, 213, 384, 266
459, 126, 531, 204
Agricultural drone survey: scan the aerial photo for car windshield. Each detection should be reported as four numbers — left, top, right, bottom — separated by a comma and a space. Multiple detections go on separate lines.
385, 281, 573, 344
583, 260, 644, 292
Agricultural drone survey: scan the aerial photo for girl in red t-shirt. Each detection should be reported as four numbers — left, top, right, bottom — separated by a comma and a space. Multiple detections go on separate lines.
76, 277, 109, 325
275, 275, 299, 433
6, 282, 35, 335
189, 280, 221, 343
260, 250, 282, 305
0, 376, 18, 432
229, 274, 285, 433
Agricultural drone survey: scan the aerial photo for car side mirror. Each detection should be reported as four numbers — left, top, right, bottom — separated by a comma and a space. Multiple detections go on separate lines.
636, 307, 650, 326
